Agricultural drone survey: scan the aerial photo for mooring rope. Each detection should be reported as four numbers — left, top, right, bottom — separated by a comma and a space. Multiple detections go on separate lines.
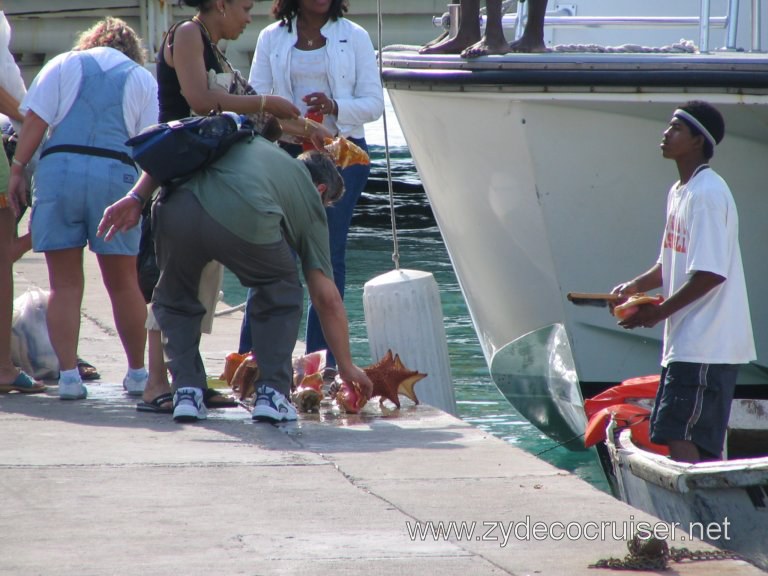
381, 40, 699, 54
376, 0, 401, 271
553, 39, 698, 53
213, 301, 246, 316
534, 433, 586, 456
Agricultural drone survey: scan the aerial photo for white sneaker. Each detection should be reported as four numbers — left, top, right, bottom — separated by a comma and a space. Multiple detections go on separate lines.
123, 371, 148, 397
252, 385, 297, 423
59, 379, 87, 401
173, 387, 207, 422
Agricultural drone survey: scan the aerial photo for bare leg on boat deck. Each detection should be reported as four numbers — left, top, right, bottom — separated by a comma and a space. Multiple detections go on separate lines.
462, 0, 509, 58
420, 0, 481, 54
508, 0, 549, 53
421, 30, 448, 50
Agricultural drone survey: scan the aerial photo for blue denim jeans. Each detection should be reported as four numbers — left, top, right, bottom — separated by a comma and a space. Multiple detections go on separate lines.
238, 137, 370, 368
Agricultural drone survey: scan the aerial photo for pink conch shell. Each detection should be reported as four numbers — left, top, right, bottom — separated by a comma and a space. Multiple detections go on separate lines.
292, 350, 326, 390
333, 377, 368, 414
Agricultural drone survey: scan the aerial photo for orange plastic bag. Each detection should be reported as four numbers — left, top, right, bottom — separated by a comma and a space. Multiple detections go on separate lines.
323, 137, 369, 169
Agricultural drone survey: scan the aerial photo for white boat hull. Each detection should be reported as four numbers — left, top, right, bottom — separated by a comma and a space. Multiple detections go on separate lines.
382, 50, 768, 444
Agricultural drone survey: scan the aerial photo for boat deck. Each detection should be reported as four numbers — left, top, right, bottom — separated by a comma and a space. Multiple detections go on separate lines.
382, 49, 768, 91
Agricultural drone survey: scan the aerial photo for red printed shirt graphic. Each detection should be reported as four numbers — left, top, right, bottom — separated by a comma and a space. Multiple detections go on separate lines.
663, 211, 688, 254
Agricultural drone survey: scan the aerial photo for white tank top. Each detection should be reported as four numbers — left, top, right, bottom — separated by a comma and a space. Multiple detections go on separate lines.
290, 46, 337, 134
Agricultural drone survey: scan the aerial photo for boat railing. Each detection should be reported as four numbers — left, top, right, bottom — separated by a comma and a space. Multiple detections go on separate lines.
433, 0, 763, 53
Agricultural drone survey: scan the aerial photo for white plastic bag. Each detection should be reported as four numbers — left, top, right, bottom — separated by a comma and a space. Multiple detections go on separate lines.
11, 288, 59, 379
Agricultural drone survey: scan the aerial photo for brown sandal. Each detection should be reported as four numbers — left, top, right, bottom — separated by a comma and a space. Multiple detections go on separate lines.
77, 358, 101, 381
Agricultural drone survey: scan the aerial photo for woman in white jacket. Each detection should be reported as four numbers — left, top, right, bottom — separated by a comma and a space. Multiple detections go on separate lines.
247, 0, 383, 373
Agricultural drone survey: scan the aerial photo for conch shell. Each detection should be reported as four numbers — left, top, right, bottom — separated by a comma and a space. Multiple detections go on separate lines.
292, 350, 326, 390
291, 372, 325, 413
332, 377, 368, 414
331, 349, 427, 414
220, 352, 247, 385
613, 294, 664, 320
230, 353, 260, 402
290, 350, 326, 413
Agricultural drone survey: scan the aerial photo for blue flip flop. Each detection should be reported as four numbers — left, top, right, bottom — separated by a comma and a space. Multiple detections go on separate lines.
0, 371, 47, 394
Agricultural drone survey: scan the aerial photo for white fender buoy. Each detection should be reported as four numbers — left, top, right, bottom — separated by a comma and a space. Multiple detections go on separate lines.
363, 268, 457, 414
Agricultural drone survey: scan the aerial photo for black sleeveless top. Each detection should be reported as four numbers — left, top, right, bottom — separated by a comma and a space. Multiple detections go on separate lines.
156, 20, 222, 122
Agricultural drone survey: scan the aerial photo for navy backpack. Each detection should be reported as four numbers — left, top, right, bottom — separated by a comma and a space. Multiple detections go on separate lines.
126, 111, 256, 188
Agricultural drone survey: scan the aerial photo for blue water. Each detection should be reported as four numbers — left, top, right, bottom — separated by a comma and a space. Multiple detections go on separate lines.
221, 96, 607, 490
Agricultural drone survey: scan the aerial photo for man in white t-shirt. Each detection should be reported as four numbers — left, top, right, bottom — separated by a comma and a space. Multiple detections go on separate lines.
610, 101, 756, 463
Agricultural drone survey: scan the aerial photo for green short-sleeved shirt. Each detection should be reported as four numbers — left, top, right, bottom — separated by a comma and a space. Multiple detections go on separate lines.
188, 136, 333, 279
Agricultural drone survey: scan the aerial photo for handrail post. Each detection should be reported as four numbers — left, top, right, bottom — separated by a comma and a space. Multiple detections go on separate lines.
753, 0, 763, 52
726, 0, 739, 49
448, 3, 460, 39
515, 0, 528, 41
699, 0, 711, 52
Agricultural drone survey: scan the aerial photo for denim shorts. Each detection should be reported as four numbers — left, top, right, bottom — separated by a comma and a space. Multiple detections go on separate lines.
650, 362, 738, 459
31, 154, 139, 255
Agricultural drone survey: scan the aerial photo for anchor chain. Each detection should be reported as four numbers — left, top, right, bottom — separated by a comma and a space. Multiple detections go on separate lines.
669, 546, 743, 563
589, 534, 743, 570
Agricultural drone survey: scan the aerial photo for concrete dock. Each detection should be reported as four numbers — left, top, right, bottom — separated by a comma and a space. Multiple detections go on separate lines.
1, 249, 762, 575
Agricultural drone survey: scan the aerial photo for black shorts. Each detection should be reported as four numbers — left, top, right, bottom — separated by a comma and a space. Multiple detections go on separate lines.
649, 362, 739, 459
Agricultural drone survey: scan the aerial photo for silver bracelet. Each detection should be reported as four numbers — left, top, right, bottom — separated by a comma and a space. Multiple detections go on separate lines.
127, 191, 146, 206
11, 157, 27, 168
